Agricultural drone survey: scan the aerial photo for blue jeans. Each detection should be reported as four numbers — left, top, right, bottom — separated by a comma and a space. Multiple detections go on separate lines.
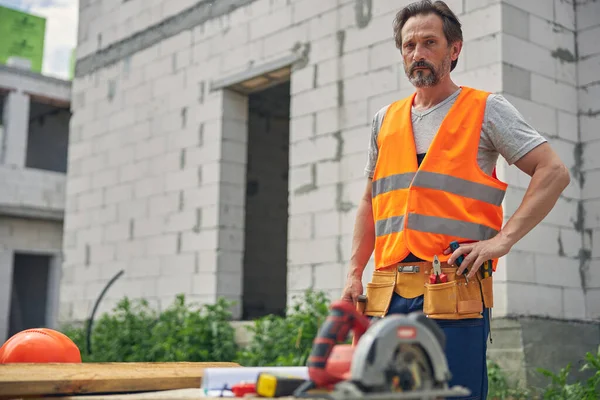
386, 292, 490, 400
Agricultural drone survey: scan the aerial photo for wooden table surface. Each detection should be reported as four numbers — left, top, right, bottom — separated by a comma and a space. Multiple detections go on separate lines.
0, 362, 240, 399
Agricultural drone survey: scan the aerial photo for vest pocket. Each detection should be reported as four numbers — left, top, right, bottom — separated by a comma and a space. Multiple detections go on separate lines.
364, 281, 395, 318
423, 281, 458, 316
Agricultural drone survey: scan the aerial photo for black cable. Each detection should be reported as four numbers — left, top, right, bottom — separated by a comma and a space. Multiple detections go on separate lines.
86, 269, 125, 355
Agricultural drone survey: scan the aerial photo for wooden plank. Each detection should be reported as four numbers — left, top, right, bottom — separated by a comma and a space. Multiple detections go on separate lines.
33, 389, 297, 400
0, 362, 240, 399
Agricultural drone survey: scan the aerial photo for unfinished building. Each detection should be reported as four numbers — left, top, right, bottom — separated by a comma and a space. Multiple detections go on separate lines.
64, 0, 600, 386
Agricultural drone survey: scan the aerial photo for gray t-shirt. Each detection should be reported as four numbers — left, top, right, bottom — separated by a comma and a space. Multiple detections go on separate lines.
365, 88, 547, 178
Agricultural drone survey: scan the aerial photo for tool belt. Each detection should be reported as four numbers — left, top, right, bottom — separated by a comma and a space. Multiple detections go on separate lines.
363, 261, 494, 320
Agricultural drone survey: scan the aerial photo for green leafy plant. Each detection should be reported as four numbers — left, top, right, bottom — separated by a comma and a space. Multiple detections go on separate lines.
537, 345, 600, 400
236, 289, 331, 366
487, 360, 533, 400
63, 294, 238, 363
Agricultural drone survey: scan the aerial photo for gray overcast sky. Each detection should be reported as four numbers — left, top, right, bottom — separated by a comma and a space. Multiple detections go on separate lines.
0, 0, 77, 80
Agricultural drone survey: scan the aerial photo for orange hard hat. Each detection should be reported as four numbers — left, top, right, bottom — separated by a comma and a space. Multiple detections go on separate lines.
0, 328, 82, 363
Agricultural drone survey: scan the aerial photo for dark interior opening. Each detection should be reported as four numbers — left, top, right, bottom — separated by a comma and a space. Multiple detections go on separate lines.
242, 81, 290, 319
26, 99, 70, 173
9, 253, 51, 336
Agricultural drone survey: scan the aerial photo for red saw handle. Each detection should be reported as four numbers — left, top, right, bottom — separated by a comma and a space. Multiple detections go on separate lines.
306, 300, 370, 388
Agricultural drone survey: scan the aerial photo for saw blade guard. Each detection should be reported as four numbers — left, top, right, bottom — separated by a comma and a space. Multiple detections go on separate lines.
349, 312, 451, 391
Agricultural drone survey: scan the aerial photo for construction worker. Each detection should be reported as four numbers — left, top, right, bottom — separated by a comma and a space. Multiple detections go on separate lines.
340, 1, 570, 398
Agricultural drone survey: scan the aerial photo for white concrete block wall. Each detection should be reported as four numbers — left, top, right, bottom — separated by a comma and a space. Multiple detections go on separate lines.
67, 0, 599, 322
577, 0, 600, 319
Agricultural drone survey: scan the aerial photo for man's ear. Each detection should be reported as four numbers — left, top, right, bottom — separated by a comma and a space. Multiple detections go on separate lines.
451, 41, 462, 62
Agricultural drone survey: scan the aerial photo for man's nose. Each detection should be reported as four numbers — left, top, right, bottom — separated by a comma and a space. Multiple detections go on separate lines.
413, 43, 426, 61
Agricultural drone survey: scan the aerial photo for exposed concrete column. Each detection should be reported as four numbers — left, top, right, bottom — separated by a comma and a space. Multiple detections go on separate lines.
46, 253, 63, 329
0, 251, 14, 343
1, 90, 30, 167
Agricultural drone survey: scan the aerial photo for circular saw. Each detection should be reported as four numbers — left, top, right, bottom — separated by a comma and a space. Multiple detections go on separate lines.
295, 300, 470, 400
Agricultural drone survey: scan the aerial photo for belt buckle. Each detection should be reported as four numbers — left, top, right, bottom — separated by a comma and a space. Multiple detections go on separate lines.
397, 265, 420, 273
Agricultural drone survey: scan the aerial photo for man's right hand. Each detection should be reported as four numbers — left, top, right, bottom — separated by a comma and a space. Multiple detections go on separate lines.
341, 274, 363, 304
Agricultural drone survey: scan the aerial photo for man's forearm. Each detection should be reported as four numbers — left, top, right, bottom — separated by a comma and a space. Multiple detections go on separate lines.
498, 162, 570, 248
348, 196, 376, 278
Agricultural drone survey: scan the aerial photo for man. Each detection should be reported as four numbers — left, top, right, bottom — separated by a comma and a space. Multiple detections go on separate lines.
340, 1, 570, 399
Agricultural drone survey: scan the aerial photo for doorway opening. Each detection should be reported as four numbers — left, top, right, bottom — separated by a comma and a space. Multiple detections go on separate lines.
8, 253, 52, 336
242, 81, 290, 319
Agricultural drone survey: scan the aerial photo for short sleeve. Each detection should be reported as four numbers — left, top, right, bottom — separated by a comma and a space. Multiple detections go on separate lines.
480, 94, 547, 165
364, 105, 389, 178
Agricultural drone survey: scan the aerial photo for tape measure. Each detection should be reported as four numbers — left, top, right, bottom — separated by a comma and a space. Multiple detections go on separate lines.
255, 372, 306, 397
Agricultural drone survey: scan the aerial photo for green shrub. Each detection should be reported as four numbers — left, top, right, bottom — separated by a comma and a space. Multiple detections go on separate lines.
236, 289, 330, 366
63, 294, 238, 363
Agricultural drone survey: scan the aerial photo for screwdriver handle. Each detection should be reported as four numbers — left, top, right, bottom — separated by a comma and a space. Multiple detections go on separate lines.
449, 241, 464, 267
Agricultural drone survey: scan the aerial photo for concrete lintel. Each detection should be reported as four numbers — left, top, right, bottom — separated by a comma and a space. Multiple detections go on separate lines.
75, 0, 258, 78
210, 53, 301, 94
0, 65, 71, 105
0, 205, 64, 221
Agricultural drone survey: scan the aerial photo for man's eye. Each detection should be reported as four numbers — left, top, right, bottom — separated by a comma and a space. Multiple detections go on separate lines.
427, 40, 435, 45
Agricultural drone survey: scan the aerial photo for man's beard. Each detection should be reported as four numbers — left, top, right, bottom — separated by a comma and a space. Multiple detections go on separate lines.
405, 55, 451, 87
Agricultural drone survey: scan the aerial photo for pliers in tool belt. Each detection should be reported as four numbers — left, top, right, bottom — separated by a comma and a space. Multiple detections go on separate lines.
429, 255, 447, 284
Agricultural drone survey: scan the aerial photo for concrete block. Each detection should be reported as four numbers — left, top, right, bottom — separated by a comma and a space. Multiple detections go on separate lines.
217, 271, 243, 296
586, 259, 600, 289
308, 8, 338, 41
586, 289, 600, 319
78, 226, 104, 245
134, 216, 166, 238
78, 189, 104, 210
116, 240, 147, 261
501, 64, 531, 100
512, 223, 561, 256
290, 114, 315, 143
80, 154, 107, 175
534, 254, 582, 288
181, 229, 219, 252
553, 0, 575, 30
134, 177, 165, 199
502, 35, 555, 80
576, 0, 600, 31
464, 34, 501, 70
593, 228, 600, 259
341, 153, 371, 181
529, 14, 576, 56
292, 0, 337, 24
218, 228, 244, 252
289, 214, 313, 240
183, 184, 220, 209
342, 48, 370, 79
531, 73, 578, 114
584, 200, 600, 230
578, 26, 600, 59
503, 251, 536, 284
314, 263, 345, 290
164, 168, 201, 192
505, 282, 563, 318
290, 164, 315, 193
582, 139, 600, 172
344, 12, 397, 54
557, 111, 579, 143
67, 176, 92, 197
563, 288, 587, 320
157, 275, 193, 297
89, 243, 116, 264
118, 199, 149, 220
290, 84, 338, 118
289, 237, 339, 265
452, 63, 502, 93
103, 222, 130, 242
316, 108, 340, 136
250, 6, 292, 40
339, 101, 368, 131
317, 161, 340, 187
501, 94, 557, 138
501, 4, 529, 41
503, 0, 553, 21
128, 258, 161, 278
91, 168, 119, 190
135, 136, 168, 161
316, 59, 339, 87
289, 185, 337, 214
291, 65, 316, 95
146, 234, 178, 256
460, 3, 502, 41
287, 264, 313, 291
344, 67, 398, 103
578, 54, 600, 88
105, 184, 134, 205
314, 211, 340, 238
165, 210, 197, 233
583, 170, 600, 201
579, 85, 600, 119
160, 253, 196, 275
369, 41, 401, 71
192, 272, 217, 295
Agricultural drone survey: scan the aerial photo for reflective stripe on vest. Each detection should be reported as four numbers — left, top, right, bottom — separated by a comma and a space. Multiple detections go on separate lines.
370, 87, 508, 269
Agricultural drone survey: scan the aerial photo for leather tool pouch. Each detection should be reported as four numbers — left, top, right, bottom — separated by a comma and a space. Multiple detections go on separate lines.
363, 270, 396, 318
424, 271, 494, 320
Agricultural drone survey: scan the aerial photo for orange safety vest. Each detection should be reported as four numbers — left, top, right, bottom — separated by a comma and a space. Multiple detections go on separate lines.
371, 86, 507, 270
